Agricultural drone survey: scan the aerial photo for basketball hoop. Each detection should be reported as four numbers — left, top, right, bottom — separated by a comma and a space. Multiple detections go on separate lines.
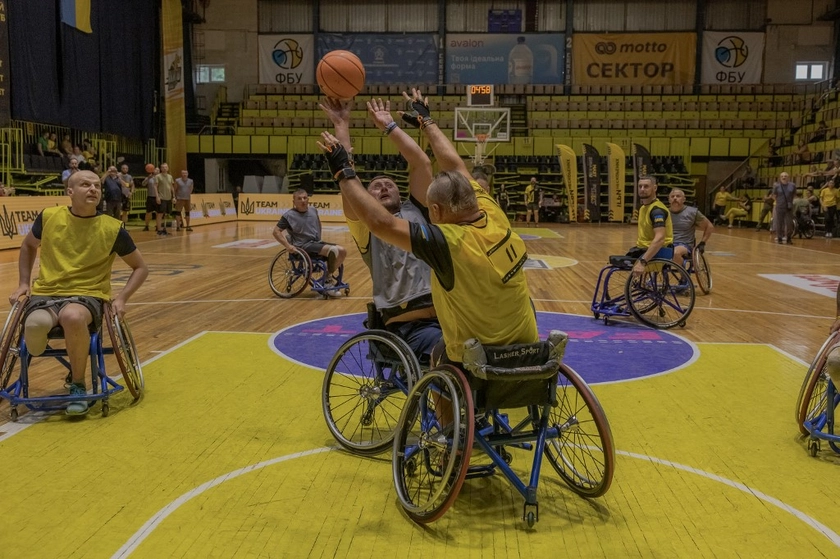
474, 133, 489, 166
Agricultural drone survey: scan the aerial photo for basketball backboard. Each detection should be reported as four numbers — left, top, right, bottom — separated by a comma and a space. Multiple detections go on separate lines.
454, 107, 511, 167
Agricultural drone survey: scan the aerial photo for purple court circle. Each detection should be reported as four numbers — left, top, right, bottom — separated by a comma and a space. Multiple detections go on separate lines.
269, 312, 697, 384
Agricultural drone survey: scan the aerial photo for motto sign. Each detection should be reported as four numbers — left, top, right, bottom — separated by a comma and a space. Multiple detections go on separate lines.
573, 33, 696, 86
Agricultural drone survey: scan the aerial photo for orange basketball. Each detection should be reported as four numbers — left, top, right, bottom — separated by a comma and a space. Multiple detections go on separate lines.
316, 50, 366, 100
145, 163, 155, 174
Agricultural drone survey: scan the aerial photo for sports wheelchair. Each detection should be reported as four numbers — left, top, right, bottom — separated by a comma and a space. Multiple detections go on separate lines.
391, 332, 614, 526
796, 331, 840, 456
679, 246, 712, 295
321, 303, 422, 455
0, 297, 144, 420
268, 246, 349, 299
792, 213, 816, 239
591, 256, 695, 329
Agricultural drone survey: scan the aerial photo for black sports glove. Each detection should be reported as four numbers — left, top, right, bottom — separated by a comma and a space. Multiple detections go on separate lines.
401, 97, 435, 129
696, 241, 706, 253
320, 141, 354, 176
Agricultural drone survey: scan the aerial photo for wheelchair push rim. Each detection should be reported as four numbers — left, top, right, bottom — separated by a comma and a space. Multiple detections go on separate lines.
0, 297, 26, 390
322, 330, 421, 456
796, 331, 840, 436
104, 304, 144, 402
268, 248, 311, 298
691, 250, 712, 295
625, 259, 695, 329
392, 365, 474, 523
544, 363, 615, 498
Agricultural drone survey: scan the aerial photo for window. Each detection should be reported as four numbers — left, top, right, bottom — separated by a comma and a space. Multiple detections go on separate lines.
196, 64, 225, 84
795, 62, 827, 81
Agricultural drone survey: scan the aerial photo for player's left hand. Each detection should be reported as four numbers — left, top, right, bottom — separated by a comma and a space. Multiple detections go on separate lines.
318, 97, 351, 126
317, 131, 354, 175
366, 98, 394, 132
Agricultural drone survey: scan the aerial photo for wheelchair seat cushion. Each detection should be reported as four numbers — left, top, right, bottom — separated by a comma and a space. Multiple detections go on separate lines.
609, 255, 636, 269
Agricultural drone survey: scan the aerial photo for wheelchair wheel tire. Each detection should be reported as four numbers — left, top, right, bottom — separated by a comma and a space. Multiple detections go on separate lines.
796, 331, 840, 436
625, 259, 695, 329
0, 298, 26, 390
544, 363, 615, 498
691, 250, 712, 294
393, 365, 474, 523
322, 331, 422, 456
804, 219, 816, 239
268, 248, 311, 298
105, 305, 145, 402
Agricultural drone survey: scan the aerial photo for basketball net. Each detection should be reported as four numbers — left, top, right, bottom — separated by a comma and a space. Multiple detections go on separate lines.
474, 133, 488, 166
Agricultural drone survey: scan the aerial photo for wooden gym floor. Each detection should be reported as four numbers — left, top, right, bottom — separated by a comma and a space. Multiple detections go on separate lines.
0, 219, 838, 558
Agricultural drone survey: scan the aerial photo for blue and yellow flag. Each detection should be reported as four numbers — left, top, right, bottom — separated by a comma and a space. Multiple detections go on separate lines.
60, 0, 92, 34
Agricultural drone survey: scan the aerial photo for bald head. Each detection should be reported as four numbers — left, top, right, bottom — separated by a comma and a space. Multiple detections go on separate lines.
67, 170, 100, 189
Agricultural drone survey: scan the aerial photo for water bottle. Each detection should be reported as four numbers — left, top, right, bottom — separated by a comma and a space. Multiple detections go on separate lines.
508, 36, 533, 85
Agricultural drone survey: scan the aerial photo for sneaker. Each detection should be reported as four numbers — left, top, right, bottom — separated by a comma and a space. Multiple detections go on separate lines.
781, 237, 787, 243
66, 383, 89, 416
143, 226, 149, 231
324, 276, 337, 288
828, 233, 833, 238
728, 225, 733, 229
185, 227, 193, 231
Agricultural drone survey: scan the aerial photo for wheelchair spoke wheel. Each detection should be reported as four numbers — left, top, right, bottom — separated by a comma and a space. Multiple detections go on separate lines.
796, 332, 840, 435
268, 248, 311, 298
804, 219, 815, 239
323, 331, 421, 455
544, 364, 614, 498
626, 260, 695, 329
603, 268, 631, 310
0, 298, 26, 390
691, 250, 712, 294
105, 305, 144, 401
393, 365, 474, 523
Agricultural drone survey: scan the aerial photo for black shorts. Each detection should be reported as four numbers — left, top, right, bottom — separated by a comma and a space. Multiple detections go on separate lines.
158, 199, 173, 214
24, 296, 104, 332
299, 241, 333, 258
145, 197, 158, 213
122, 195, 131, 212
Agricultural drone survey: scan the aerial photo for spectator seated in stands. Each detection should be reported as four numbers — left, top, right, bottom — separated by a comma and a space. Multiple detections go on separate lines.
71, 146, 87, 166
810, 121, 828, 143
795, 140, 812, 165
60, 134, 73, 157
36, 131, 50, 157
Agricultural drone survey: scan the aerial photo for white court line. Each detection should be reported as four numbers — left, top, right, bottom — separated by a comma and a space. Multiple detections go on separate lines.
111, 446, 840, 558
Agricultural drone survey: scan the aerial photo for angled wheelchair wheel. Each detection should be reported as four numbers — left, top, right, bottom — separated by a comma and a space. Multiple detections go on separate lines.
691, 250, 712, 294
544, 364, 615, 498
104, 305, 144, 401
625, 259, 695, 329
796, 332, 840, 436
803, 219, 816, 239
268, 248, 311, 298
322, 330, 421, 455
393, 365, 474, 523
0, 298, 26, 390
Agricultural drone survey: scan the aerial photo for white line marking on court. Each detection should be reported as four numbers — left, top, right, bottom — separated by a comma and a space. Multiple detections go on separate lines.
111, 445, 840, 557
111, 447, 335, 558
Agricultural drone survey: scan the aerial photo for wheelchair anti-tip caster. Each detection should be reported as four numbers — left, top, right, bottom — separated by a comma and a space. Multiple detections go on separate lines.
102, 402, 110, 417
10, 407, 18, 422
809, 439, 820, 457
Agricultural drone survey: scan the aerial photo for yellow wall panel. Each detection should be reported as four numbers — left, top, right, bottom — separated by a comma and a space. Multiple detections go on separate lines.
199, 135, 214, 153
250, 136, 269, 154
269, 136, 287, 154
186, 135, 200, 153
690, 138, 710, 156
710, 138, 730, 157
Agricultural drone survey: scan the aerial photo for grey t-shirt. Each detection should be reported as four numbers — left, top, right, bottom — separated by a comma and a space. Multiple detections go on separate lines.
277, 206, 321, 247
670, 206, 705, 246
773, 181, 797, 211
175, 178, 193, 200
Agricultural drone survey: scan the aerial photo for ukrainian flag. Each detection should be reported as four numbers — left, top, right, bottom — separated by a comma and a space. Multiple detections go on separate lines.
60, 0, 92, 34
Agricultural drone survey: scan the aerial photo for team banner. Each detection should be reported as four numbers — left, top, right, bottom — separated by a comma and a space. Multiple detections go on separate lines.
573, 33, 696, 85
318, 34, 438, 84
161, 0, 187, 178
188, 193, 237, 227
237, 193, 345, 223
445, 33, 565, 84
0, 196, 67, 250
606, 143, 626, 223
701, 32, 764, 85
632, 144, 653, 223
258, 35, 315, 86
582, 144, 602, 222
556, 144, 578, 223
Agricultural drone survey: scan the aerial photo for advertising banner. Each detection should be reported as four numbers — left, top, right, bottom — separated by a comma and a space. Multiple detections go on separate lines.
701, 32, 764, 85
632, 144, 653, 223
556, 144, 578, 223
0, 196, 67, 250
237, 193, 345, 223
573, 33, 696, 85
187, 193, 237, 227
317, 34, 437, 84
582, 144, 602, 222
259, 34, 315, 86
606, 143, 626, 223
161, 0, 187, 178
446, 33, 565, 84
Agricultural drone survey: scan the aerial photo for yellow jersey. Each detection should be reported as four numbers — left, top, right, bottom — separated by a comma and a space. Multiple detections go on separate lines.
637, 198, 673, 248
820, 186, 837, 208
409, 180, 538, 362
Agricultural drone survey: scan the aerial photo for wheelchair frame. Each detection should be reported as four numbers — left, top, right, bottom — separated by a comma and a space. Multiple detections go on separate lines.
0, 298, 144, 420
268, 246, 350, 299
391, 334, 614, 527
591, 257, 696, 329
797, 331, 840, 456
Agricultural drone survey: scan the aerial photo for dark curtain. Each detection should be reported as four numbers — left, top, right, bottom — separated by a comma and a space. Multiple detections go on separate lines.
9, 0, 157, 139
